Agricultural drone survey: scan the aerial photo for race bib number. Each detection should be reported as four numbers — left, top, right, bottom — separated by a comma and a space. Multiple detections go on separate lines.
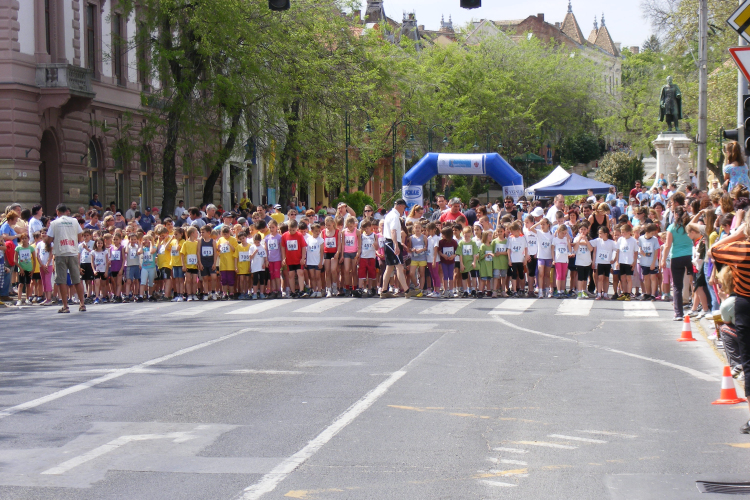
413, 244, 424, 252
267, 239, 278, 251
171, 247, 179, 257
142, 253, 153, 262
621, 245, 630, 253
256, 248, 267, 259
462, 245, 473, 256
541, 241, 551, 250
556, 246, 568, 256
443, 248, 454, 258
159, 245, 166, 255
238, 252, 250, 262
79, 250, 89, 263
187, 254, 198, 265
325, 237, 336, 248
598, 252, 610, 261
485, 251, 493, 261
286, 240, 298, 251
578, 245, 589, 255
495, 244, 506, 254
111, 250, 121, 260
201, 246, 214, 257
129, 249, 138, 259
18, 249, 31, 262
512, 245, 522, 254
345, 236, 355, 247
363, 241, 373, 251
220, 244, 230, 254
94, 256, 105, 267
308, 243, 319, 253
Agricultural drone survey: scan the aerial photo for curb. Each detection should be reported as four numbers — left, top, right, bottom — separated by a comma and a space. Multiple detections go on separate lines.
695, 316, 726, 364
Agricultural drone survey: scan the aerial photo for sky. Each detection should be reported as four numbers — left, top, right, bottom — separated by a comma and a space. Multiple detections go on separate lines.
362, 0, 654, 49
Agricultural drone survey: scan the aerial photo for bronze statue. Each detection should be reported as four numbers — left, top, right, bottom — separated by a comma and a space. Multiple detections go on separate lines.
659, 76, 682, 132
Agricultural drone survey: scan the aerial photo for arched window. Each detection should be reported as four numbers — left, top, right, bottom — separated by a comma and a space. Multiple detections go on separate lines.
87, 139, 100, 202
140, 146, 150, 209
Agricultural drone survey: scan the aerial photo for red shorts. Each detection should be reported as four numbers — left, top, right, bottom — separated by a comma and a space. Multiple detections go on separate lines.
358, 258, 376, 280
268, 260, 282, 280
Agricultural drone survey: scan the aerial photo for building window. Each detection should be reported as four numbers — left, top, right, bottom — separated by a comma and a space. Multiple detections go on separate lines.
87, 140, 100, 202
86, 4, 96, 74
140, 147, 150, 209
183, 177, 191, 207
44, 0, 51, 55
112, 13, 124, 85
137, 22, 149, 91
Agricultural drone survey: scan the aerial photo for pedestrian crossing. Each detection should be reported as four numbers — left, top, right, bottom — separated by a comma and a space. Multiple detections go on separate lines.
69, 296, 671, 320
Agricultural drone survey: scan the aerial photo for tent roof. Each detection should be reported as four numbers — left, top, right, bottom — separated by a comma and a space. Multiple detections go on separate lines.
526, 166, 569, 195
511, 152, 546, 163
533, 172, 613, 196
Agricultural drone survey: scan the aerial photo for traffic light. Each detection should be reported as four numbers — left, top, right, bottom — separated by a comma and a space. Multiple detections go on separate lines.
269, 0, 290, 11
461, 0, 481, 8
744, 94, 750, 155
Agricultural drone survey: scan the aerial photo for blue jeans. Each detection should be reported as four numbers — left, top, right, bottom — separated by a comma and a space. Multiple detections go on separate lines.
0, 267, 9, 297
704, 260, 719, 312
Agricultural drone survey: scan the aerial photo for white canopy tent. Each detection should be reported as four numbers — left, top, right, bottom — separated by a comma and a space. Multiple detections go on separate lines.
525, 166, 569, 197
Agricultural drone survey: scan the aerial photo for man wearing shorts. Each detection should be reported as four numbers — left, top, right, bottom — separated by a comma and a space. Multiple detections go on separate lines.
381, 199, 418, 298
45, 204, 85, 312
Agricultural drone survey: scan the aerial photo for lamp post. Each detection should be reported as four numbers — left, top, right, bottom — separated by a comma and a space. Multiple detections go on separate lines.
427, 124, 449, 152
344, 111, 373, 194
391, 120, 416, 193
486, 133, 502, 153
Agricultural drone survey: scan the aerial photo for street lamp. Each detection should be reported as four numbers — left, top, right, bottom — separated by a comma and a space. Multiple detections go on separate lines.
344, 110, 371, 193
427, 124, 449, 152
485, 132, 502, 153
390, 120, 416, 192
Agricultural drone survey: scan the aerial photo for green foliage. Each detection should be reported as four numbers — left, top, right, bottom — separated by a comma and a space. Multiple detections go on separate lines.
331, 191, 375, 216
470, 176, 488, 197
595, 152, 645, 194
559, 132, 601, 165
451, 186, 471, 205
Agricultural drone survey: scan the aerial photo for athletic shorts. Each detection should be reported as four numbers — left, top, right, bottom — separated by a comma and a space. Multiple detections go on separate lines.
109, 271, 120, 279
252, 271, 267, 286
510, 262, 525, 279
619, 264, 633, 276
597, 264, 612, 277
324, 253, 336, 260
306, 264, 320, 271
94, 271, 107, 280
493, 268, 508, 278
220, 270, 235, 287
358, 258, 376, 280
642, 266, 657, 276
80, 263, 95, 281
410, 260, 426, 267
526, 255, 538, 275
141, 266, 156, 287
172, 266, 185, 278
268, 260, 282, 280
17, 270, 31, 285
288, 264, 301, 271
186, 268, 199, 275
158, 267, 172, 280
384, 239, 402, 266
127, 266, 141, 281
576, 265, 591, 282
343, 252, 357, 260
537, 258, 553, 268
32, 272, 41, 280
200, 267, 216, 277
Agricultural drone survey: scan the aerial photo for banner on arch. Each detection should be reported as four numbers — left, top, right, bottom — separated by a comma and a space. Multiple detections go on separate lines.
503, 185, 524, 201
436, 154, 486, 175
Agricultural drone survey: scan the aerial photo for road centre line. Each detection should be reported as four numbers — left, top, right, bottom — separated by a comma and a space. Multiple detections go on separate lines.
577, 430, 637, 438
491, 316, 719, 382
0, 328, 258, 420
481, 480, 517, 488
233, 332, 449, 500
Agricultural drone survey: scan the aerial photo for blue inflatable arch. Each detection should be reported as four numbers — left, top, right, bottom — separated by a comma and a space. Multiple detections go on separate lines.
401, 153, 524, 207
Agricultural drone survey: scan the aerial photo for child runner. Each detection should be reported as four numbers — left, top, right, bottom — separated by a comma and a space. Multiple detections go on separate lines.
573, 221, 593, 300
659, 231, 672, 301
250, 233, 268, 299
591, 226, 617, 300
90, 237, 109, 303
124, 231, 141, 302
437, 226, 458, 298
408, 222, 427, 296
614, 223, 637, 300
181, 226, 200, 301
357, 220, 378, 297
281, 219, 307, 298
478, 230, 494, 298
36, 229, 54, 305
198, 226, 218, 301
552, 224, 571, 298
458, 226, 480, 297
79, 229, 95, 302
507, 221, 528, 297
138, 235, 157, 302
638, 223, 660, 300
236, 230, 252, 299
306, 223, 324, 298
492, 225, 509, 297
108, 232, 125, 302
340, 217, 360, 296
531, 218, 553, 298
265, 220, 283, 299
523, 215, 539, 296
170, 227, 186, 301
31, 231, 43, 303
217, 226, 238, 300
425, 222, 441, 297
14, 233, 36, 306
156, 227, 174, 301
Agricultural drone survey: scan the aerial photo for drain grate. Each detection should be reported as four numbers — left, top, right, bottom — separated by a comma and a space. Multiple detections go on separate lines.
696, 481, 750, 495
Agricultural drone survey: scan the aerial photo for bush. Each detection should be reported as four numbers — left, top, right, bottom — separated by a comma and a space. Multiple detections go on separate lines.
595, 152, 645, 194
451, 186, 471, 205
330, 191, 376, 216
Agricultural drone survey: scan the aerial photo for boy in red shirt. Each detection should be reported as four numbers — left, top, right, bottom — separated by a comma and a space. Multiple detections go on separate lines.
281, 219, 308, 298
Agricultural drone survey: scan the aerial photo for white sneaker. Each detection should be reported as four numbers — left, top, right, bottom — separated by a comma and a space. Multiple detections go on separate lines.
212, 293, 218, 301
172, 296, 180, 302
15, 300, 22, 306
202, 294, 209, 301
326, 290, 332, 298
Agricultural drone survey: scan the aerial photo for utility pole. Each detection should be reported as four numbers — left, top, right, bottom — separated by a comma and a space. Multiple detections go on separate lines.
697, 0, 708, 191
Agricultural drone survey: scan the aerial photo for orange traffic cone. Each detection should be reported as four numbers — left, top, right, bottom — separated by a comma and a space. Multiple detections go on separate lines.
712, 366, 747, 405
678, 316, 697, 342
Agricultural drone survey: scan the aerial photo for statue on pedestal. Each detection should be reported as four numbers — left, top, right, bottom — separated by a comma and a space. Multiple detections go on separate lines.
659, 76, 682, 132
669, 137, 691, 191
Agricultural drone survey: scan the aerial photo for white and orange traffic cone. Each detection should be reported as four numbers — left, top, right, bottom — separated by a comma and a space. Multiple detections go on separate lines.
678, 316, 697, 342
713, 366, 747, 405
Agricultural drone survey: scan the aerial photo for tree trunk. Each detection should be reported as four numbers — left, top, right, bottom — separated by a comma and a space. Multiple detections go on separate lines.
161, 108, 179, 217
202, 109, 243, 205
278, 99, 300, 207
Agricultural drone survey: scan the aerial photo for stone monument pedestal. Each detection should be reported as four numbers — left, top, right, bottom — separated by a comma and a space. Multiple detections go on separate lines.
652, 132, 692, 192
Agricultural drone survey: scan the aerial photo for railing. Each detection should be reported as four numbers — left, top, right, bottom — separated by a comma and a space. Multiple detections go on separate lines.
36, 64, 94, 95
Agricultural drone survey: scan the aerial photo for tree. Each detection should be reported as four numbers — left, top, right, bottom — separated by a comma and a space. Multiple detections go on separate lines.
595, 152, 645, 194
559, 132, 601, 165
642, 35, 661, 53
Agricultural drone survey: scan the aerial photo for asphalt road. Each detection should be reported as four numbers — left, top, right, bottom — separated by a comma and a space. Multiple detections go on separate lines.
0, 296, 748, 500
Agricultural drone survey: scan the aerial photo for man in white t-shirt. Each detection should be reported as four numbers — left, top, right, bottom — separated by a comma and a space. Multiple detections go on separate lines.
45, 203, 85, 312
28, 204, 44, 239
381, 199, 416, 298
545, 194, 565, 224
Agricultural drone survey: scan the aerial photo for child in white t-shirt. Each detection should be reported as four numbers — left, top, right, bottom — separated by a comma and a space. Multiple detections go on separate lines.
590, 226, 617, 300
614, 223, 637, 300
507, 221, 528, 296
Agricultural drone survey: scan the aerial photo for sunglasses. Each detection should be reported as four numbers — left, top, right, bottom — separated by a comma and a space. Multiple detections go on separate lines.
364, 209, 373, 212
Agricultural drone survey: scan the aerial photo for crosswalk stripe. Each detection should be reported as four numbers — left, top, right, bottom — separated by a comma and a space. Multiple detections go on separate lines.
622, 301, 658, 317
358, 298, 409, 314
513, 440, 577, 450
293, 298, 355, 313
489, 298, 536, 315
419, 299, 474, 315
547, 434, 607, 443
226, 301, 287, 315
556, 299, 594, 316
167, 301, 234, 316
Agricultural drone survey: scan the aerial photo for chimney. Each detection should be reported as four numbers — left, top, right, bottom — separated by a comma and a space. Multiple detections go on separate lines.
353, 9, 361, 21
537, 13, 544, 22
614, 42, 621, 51
629, 46, 640, 54
555, 22, 561, 28
419, 24, 424, 31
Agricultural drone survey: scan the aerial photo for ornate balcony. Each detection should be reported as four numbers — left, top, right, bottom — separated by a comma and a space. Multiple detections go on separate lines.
35, 64, 95, 116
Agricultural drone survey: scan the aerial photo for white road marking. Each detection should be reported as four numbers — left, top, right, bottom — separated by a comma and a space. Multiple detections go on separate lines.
548, 434, 607, 444
493, 447, 528, 454
226, 302, 287, 315
228, 369, 303, 375
234, 333, 447, 500
577, 430, 637, 438
487, 458, 528, 466
623, 301, 658, 317
0, 328, 257, 420
41, 431, 197, 475
292, 298, 355, 314
481, 480, 517, 488
492, 316, 719, 382
513, 440, 578, 450
488, 469, 528, 477
489, 298, 536, 315
556, 299, 594, 316
419, 299, 474, 315
167, 301, 234, 317
358, 298, 409, 314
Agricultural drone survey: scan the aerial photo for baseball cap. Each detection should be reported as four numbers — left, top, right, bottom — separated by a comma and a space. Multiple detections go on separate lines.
531, 207, 544, 217
223, 211, 235, 218
274, 204, 282, 209
145, 207, 151, 211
